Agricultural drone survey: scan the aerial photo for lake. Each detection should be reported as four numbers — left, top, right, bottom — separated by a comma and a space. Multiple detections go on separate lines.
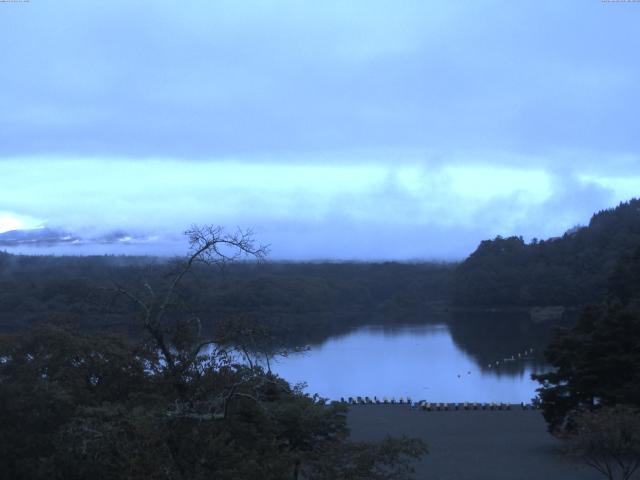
270, 321, 550, 404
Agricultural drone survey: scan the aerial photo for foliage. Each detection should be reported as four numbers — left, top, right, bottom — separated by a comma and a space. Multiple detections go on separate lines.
0, 324, 428, 479
564, 406, 640, 480
452, 198, 640, 307
0, 252, 453, 344
532, 304, 640, 432
0, 226, 427, 479
533, 245, 640, 433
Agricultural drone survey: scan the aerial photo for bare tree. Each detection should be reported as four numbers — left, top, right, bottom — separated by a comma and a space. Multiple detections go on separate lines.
113, 225, 269, 398
565, 406, 640, 480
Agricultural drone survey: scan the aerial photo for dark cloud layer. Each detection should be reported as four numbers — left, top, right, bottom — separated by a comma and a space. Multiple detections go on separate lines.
1, 1, 639, 159
0, 1, 638, 259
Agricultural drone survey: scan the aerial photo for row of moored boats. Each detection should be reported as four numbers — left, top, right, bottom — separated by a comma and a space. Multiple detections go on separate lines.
340, 397, 539, 410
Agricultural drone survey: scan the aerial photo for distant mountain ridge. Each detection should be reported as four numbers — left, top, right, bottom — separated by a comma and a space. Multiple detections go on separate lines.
451, 198, 640, 307
0, 227, 149, 247
0, 227, 79, 246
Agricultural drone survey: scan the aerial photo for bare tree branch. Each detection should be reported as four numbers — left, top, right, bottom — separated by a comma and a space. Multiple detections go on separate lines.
108, 225, 269, 394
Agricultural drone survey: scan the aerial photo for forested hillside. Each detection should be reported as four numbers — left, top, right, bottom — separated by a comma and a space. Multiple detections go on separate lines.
451, 198, 640, 307
534, 243, 640, 433
0, 254, 453, 344
0, 235, 428, 480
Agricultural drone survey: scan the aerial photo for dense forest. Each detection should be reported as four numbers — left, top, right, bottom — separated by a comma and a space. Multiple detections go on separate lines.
0, 229, 428, 479
1, 200, 639, 478
451, 198, 640, 307
533, 242, 640, 433
2, 198, 639, 344
0, 252, 453, 346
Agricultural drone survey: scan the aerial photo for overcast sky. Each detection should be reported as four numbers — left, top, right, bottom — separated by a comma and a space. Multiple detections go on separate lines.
1, 0, 639, 259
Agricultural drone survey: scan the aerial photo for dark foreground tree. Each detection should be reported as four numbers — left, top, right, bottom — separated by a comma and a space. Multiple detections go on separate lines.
533, 244, 640, 479
563, 406, 640, 480
532, 304, 640, 432
0, 226, 427, 480
533, 244, 640, 433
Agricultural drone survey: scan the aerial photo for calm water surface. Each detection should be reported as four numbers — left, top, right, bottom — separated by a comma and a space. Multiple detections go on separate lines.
271, 323, 547, 403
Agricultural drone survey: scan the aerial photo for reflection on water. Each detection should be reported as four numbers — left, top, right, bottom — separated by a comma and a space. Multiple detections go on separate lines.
271, 321, 551, 403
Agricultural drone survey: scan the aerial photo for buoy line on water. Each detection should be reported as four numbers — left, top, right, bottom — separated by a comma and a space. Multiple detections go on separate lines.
487, 347, 536, 370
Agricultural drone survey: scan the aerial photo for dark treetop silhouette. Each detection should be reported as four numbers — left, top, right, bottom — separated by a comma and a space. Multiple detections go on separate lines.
0, 226, 427, 480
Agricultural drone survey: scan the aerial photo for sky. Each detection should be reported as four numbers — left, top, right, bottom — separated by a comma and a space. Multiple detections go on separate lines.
0, 0, 639, 260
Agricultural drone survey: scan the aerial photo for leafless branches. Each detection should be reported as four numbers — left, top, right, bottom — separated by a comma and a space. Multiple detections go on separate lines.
185, 225, 268, 267
101, 225, 291, 420
110, 225, 269, 380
